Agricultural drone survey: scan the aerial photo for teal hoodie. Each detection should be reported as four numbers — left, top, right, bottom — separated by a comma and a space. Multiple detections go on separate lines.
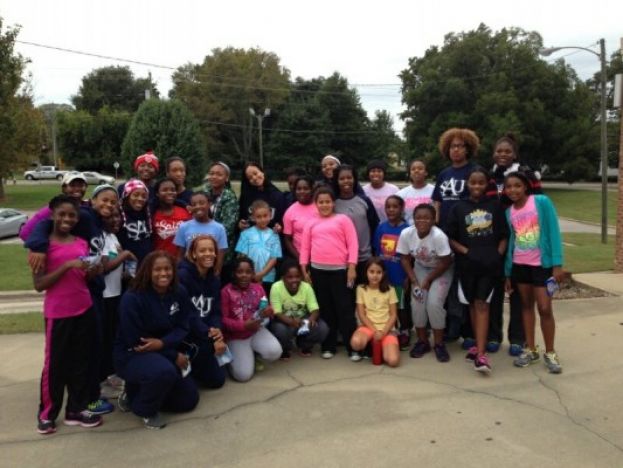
504, 194, 563, 276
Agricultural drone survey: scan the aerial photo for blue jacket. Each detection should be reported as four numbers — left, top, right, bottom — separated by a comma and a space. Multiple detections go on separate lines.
113, 285, 191, 371
177, 259, 222, 341
504, 194, 563, 276
118, 207, 152, 264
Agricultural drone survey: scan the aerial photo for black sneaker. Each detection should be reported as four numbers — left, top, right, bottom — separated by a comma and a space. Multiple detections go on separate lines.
280, 350, 291, 361
117, 391, 131, 413
37, 419, 56, 435
64, 411, 103, 428
434, 344, 450, 363
409, 340, 431, 358
143, 413, 166, 430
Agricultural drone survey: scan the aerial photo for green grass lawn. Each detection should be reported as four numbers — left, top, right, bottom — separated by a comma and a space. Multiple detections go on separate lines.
1, 183, 61, 211
544, 188, 617, 226
562, 233, 615, 273
0, 312, 42, 334
0, 244, 31, 290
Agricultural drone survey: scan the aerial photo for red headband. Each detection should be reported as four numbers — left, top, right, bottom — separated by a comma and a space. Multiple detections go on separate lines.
134, 151, 159, 172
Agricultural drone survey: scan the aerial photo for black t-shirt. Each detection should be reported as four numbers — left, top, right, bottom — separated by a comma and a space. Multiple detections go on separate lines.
446, 197, 509, 276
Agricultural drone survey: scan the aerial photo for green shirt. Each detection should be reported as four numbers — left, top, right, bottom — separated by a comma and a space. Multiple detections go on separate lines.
269, 280, 319, 319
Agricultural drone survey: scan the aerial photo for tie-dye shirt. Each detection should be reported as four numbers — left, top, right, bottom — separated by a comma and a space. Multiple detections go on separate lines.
509, 195, 541, 266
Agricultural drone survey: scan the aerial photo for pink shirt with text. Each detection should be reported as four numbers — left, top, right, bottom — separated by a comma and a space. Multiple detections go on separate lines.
510, 195, 541, 266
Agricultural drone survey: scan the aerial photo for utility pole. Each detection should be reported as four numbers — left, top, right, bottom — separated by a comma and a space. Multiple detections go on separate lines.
615, 38, 623, 272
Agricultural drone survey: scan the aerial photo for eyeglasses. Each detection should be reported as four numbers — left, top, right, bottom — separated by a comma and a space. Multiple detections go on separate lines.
450, 143, 466, 150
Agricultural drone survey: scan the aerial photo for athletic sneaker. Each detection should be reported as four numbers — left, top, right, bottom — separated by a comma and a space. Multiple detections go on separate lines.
461, 337, 476, 350
434, 344, 450, 363
321, 350, 335, 359
87, 398, 114, 415
143, 413, 166, 430
64, 411, 103, 428
509, 343, 523, 357
398, 332, 410, 351
349, 352, 362, 362
486, 341, 500, 353
37, 419, 56, 435
299, 348, 312, 357
544, 351, 563, 374
117, 391, 130, 413
409, 340, 431, 358
474, 354, 492, 374
514, 348, 540, 368
465, 346, 478, 362
254, 357, 265, 372
280, 350, 291, 361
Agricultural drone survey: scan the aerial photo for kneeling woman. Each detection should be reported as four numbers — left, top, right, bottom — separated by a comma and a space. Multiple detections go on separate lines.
178, 235, 227, 388
114, 251, 199, 429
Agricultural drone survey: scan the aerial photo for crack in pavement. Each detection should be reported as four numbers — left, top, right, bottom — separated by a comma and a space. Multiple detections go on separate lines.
2, 367, 622, 455
530, 367, 623, 453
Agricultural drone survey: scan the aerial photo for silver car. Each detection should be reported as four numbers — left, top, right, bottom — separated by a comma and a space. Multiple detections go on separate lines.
0, 208, 28, 239
80, 172, 115, 185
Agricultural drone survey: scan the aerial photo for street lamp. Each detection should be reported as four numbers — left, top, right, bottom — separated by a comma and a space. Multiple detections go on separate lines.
249, 107, 271, 168
540, 39, 608, 244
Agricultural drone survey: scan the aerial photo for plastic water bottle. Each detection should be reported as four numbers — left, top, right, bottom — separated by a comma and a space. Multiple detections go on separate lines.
215, 345, 234, 367
297, 319, 310, 336
372, 338, 383, 365
546, 277, 559, 297
125, 260, 137, 277
256, 296, 270, 327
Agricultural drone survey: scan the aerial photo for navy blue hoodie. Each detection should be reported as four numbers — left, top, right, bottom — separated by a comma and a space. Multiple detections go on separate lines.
177, 259, 222, 342
118, 207, 152, 264
113, 285, 191, 371
25, 205, 107, 294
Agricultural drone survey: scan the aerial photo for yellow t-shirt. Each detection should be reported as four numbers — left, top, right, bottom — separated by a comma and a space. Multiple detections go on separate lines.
355, 285, 397, 331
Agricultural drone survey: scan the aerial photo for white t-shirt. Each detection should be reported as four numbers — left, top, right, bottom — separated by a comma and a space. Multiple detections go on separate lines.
395, 184, 434, 225
103, 232, 123, 298
363, 182, 399, 222
396, 225, 451, 269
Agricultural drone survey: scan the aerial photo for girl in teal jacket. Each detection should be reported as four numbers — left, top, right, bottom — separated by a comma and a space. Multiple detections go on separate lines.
503, 172, 564, 374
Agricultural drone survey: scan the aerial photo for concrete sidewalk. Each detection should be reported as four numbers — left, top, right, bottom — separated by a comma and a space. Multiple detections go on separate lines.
1, 288, 623, 467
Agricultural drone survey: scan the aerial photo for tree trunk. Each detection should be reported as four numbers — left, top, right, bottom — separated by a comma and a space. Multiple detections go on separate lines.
0, 178, 5, 202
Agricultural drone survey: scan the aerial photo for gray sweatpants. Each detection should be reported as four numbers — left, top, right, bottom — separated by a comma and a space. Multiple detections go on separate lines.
411, 264, 453, 330
228, 327, 282, 382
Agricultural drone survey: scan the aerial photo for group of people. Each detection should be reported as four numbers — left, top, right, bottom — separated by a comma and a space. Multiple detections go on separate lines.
22, 127, 564, 435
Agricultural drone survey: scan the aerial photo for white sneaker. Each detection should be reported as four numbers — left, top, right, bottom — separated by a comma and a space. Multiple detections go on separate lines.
321, 351, 335, 359
349, 352, 362, 362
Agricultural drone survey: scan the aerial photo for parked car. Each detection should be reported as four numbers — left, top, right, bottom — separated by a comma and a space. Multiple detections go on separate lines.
23, 166, 68, 181
81, 171, 115, 185
0, 208, 28, 238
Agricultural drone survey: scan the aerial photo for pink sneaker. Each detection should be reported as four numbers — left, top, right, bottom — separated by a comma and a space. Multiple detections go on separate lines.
474, 354, 491, 374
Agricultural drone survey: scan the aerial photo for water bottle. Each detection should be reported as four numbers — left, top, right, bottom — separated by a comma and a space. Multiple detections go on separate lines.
215, 345, 234, 367
297, 319, 310, 336
546, 277, 559, 297
372, 338, 383, 365
256, 296, 270, 327
125, 260, 137, 277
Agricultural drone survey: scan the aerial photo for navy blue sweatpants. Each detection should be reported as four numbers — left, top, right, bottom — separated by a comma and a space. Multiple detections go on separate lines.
191, 342, 226, 389
121, 353, 199, 418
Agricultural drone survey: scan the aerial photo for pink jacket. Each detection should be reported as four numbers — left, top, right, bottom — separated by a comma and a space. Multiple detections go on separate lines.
220, 282, 265, 340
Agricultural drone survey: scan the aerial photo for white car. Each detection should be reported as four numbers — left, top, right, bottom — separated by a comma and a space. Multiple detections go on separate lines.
80, 172, 115, 185
0, 208, 28, 239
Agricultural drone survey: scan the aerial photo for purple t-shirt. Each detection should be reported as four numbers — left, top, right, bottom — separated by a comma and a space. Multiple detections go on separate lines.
43, 238, 93, 319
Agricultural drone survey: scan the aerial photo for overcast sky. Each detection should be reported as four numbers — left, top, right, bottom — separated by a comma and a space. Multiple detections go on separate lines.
2, 0, 621, 131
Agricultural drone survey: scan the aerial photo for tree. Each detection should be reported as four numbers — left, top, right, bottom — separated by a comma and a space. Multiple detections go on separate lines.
315, 73, 371, 167
170, 47, 291, 167
264, 77, 333, 174
121, 99, 205, 187
56, 107, 132, 172
400, 24, 597, 179
0, 18, 28, 199
72, 66, 159, 114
